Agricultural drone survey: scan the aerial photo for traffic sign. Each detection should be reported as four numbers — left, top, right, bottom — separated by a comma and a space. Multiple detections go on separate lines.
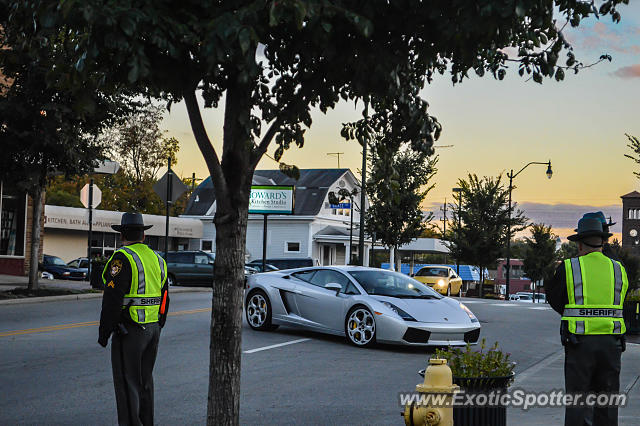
330, 202, 351, 209
80, 183, 101, 208
153, 170, 188, 203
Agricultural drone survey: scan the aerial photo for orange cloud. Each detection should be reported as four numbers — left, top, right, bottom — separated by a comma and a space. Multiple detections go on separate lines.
613, 64, 640, 78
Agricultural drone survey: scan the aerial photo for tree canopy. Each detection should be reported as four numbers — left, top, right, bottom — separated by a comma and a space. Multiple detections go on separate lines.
447, 174, 528, 295
522, 223, 558, 284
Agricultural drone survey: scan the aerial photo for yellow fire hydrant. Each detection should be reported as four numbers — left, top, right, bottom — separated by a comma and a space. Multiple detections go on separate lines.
403, 358, 459, 426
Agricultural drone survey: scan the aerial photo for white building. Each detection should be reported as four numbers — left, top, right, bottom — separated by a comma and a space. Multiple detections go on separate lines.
181, 169, 372, 266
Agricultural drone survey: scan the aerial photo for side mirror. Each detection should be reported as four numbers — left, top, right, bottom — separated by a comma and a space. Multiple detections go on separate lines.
410, 273, 415, 277
324, 282, 342, 296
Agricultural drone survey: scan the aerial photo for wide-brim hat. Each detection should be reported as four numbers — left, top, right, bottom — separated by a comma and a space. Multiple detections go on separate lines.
111, 212, 153, 232
567, 216, 612, 242
573, 211, 616, 232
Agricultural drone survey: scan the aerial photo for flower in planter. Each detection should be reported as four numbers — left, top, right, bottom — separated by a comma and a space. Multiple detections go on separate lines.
433, 339, 515, 387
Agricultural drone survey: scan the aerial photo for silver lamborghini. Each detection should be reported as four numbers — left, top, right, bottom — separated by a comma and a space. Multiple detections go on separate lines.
244, 266, 481, 347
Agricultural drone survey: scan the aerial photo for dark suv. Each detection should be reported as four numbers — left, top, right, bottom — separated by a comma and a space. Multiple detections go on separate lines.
164, 251, 215, 287
247, 257, 313, 271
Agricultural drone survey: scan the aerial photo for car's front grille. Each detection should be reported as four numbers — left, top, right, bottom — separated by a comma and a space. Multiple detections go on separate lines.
402, 328, 431, 343
464, 328, 481, 343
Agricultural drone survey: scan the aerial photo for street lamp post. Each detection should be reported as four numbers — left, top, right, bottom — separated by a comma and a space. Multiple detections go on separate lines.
505, 160, 553, 297
452, 187, 463, 276
358, 101, 369, 266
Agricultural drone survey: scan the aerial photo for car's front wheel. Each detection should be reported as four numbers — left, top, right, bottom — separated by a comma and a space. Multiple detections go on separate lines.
245, 290, 278, 331
345, 306, 376, 347
167, 273, 177, 286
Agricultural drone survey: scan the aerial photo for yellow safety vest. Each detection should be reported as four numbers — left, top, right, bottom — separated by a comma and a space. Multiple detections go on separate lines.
561, 252, 628, 335
103, 243, 167, 324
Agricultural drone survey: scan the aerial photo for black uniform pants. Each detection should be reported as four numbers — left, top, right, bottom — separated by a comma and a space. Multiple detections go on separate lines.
564, 334, 622, 426
111, 322, 161, 426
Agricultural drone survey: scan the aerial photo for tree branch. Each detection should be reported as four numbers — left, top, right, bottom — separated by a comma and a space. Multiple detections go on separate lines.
183, 88, 228, 200
250, 116, 282, 170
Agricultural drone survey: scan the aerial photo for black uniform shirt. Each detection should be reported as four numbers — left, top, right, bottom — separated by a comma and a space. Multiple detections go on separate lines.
98, 251, 133, 346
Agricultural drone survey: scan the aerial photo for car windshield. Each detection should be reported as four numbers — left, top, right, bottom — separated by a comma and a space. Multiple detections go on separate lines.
417, 267, 449, 277
206, 253, 216, 262
47, 256, 67, 266
348, 270, 442, 299
519, 295, 532, 300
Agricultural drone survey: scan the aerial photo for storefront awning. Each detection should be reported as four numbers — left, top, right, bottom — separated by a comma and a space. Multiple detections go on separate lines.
44, 205, 203, 239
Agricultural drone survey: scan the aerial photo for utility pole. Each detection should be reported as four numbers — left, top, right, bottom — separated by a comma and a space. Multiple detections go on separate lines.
358, 102, 368, 266
327, 152, 344, 169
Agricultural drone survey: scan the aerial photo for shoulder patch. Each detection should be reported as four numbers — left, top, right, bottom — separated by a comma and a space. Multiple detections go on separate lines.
110, 259, 123, 277
107, 281, 115, 288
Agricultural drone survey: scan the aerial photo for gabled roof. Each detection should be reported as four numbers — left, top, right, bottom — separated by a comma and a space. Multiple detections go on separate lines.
621, 190, 640, 199
314, 225, 351, 237
184, 169, 353, 216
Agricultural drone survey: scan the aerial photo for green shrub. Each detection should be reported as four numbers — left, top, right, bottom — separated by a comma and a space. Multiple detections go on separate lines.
433, 339, 515, 378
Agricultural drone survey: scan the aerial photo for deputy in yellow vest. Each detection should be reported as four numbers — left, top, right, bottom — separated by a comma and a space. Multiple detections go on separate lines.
545, 212, 627, 426
98, 212, 169, 426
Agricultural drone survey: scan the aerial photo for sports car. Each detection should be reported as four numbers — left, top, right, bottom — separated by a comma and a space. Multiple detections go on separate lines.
244, 266, 480, 347
412, 265, 463, 296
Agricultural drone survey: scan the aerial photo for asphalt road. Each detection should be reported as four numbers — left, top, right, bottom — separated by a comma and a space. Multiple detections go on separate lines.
0, 293, 563, 425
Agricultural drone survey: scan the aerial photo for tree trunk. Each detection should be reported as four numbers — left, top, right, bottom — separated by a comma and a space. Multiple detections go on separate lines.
202, 80, 254, 426
479, 265, 484, 298
395, 247, 401, 272
389, 246, 395, 271
27, 185, 43, 291
207, 203, 248, 425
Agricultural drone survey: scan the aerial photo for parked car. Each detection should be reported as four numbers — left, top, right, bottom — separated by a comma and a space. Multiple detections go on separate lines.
516, 291, 547, 303
247, 263, 279, 273
245, 266, 480, 347
41, 254, 86, 280
509, 293, 533, 302
164, 251, 215, 287
411, 265, 462, 296
247, 258, 313, 270
67, 257, 89, 276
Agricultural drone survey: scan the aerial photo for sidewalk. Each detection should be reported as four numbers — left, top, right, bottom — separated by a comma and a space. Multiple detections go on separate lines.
509, 343, 640, 425
0, 274, 210, 305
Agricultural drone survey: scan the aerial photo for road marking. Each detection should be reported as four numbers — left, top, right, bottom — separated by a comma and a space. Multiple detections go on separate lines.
489, 303, 518, 307
243, 338, 311, 354
0, 307, 212, 338
459, 300, 484, 304
512, 350, 564, 387
529, 307, 551, 310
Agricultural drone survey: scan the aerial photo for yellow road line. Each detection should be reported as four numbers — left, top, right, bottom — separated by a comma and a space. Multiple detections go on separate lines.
0, 307, 212, 338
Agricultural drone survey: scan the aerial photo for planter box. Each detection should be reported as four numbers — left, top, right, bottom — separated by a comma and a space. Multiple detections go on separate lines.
623, 301, 640, 335
90, 262, 106, 290
417, 370, 514, 426
453, 375, 514, 426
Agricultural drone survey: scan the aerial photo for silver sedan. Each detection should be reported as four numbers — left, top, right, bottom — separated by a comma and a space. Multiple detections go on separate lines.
244, 266, 480, 347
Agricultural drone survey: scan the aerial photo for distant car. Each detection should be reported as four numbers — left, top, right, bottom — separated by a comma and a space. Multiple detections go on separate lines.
164, 251, 215, 286
245, 266, 480, 347
67, 257, 90, 277
412, 265, 462, 296
41, 255, 86, 280
516, 291, 546, 303
247, 258, 313, 271
509, 293, 533, 302
247, 263, 279, 273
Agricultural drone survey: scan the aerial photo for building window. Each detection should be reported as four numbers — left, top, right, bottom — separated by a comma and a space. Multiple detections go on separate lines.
285, 241, 301, 253
630, 209, 640, 220
0, 185, 26, 257
201, 240, 213, 252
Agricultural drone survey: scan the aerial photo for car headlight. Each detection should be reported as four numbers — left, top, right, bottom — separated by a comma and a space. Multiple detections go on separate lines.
437, 279, 446, 287
382, 301, 417, 321
62, 271, 70, 276
460, 303, 479, 323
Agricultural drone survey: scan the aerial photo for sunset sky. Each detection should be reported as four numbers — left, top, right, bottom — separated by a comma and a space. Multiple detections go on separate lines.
162, 4, 640, 240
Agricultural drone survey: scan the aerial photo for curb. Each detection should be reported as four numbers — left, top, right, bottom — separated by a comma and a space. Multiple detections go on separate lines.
0, 286, 211, 306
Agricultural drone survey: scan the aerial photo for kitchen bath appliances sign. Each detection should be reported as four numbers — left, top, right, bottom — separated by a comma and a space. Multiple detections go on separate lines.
249, 186, 294, 215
